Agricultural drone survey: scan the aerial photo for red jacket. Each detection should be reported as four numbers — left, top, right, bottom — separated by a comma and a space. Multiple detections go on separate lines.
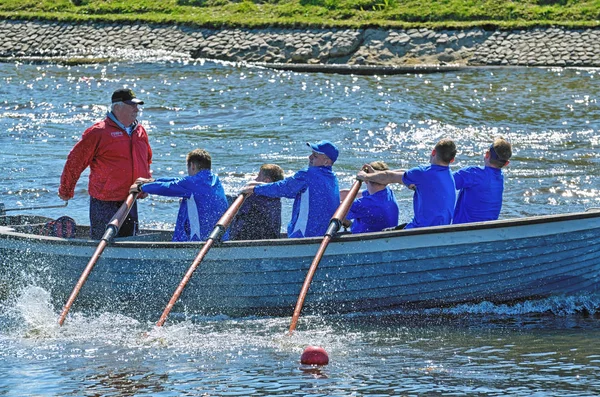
59, 117, 152, 202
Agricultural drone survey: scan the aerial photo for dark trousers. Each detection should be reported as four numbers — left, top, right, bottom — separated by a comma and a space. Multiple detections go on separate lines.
89, 196, 139, 240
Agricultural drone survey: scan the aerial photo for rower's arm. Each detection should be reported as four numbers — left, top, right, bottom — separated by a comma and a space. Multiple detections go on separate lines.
357, 170, 405, 185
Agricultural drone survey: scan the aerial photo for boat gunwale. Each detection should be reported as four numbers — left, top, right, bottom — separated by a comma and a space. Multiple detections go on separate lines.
1, 209, 600, 248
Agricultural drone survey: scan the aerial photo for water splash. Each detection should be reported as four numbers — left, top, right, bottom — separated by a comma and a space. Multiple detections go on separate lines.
9, 286, 57, 338
0, 285, 328, 357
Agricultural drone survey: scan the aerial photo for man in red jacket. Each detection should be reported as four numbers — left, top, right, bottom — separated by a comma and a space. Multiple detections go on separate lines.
58, 88, 153, 239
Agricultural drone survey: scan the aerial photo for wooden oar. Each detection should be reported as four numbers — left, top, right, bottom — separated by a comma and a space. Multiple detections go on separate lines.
288, 178, 362, 335
58, 193, 138, 326
156, 193, 247, 327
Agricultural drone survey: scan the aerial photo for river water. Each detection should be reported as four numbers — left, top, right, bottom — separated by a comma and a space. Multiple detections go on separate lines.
1, 56, 600, 396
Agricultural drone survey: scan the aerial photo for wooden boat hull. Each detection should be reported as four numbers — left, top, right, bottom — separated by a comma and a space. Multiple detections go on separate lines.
1, 210, 600, 319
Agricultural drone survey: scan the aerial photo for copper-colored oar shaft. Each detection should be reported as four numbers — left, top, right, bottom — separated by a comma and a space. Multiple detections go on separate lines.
58, 241, 107, 325
156, 240, 215, 327
288, 179, 362, 335
155, 194, 246, 327
288, 235, 332, 334
58, 193, 137, 326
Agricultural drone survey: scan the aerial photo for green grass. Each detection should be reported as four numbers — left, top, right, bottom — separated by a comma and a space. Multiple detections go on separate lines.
0, 0, 599, 29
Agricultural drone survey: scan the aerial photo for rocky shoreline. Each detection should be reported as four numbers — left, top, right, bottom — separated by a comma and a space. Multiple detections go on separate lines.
1, 19, 599, 68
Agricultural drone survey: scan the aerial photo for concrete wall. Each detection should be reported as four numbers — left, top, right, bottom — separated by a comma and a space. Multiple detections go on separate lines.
1, 19, 599, 67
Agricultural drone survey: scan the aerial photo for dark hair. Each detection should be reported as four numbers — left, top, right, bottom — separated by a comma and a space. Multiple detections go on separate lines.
435, 138, 457, 164
490, 138, 512, 167
369, 161, 389, 172
187, 149, 211, 170
260, 164, 284, 182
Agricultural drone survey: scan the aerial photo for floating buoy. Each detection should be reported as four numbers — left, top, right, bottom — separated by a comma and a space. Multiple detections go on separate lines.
300, 345, 329, 365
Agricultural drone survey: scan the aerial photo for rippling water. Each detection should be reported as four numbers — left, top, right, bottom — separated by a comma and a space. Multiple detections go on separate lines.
1, 57, 599, 395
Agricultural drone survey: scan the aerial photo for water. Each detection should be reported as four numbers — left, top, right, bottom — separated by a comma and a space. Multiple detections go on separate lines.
1, 57, 600, 395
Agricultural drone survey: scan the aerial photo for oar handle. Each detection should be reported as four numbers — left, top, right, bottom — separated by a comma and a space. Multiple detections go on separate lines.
288, 178, 363, 335
58, 193, 138, 326
155, 193, 247, 327
326, 179, 363, 236
102, 193, 138, 241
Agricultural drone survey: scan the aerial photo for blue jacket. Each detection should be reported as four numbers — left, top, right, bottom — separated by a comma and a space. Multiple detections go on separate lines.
141, 170, 229, 242
347, 187, 399, 233
453, 166, 504, 224
254, 166, 340, 238
402, 164, 456, 229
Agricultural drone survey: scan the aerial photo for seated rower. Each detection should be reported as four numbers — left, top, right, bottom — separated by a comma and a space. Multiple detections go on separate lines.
342, 161, 399, 233
357, 138, 457, 229
453, 138, 512, 224
228, 164, 284, 241
241, 140, 340, 238
130, 149, 229, 242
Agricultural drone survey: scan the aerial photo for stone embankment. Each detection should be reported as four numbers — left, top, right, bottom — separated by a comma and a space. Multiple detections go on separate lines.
1, 19, 599, 67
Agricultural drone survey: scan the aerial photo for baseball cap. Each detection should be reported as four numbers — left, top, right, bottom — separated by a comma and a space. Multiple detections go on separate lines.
111, 88, 144, 105
307, 140, 339, 163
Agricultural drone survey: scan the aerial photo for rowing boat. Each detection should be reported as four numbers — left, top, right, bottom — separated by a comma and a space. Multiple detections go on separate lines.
1, 210, 599, 319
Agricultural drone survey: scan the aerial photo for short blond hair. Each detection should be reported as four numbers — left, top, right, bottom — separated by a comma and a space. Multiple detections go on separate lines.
369, 161, 389, 172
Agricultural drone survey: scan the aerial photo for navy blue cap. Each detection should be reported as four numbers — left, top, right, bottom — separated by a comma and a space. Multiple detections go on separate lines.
111, 88, 144, 105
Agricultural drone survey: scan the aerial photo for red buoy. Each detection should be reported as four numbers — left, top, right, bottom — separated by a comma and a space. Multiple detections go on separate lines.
300, 346, 329, 365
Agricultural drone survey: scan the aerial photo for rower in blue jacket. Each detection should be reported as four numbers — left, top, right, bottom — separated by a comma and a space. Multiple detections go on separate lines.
130, 149, 229, 242
241, 140, 340, 238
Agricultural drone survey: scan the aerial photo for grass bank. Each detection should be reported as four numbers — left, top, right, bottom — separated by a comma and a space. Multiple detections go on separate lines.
0, 0, 599, 29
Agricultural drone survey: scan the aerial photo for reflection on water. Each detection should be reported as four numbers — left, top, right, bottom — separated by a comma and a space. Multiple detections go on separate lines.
1, 58, 599, 395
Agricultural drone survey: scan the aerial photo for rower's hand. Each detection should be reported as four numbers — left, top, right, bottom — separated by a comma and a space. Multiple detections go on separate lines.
241, 181, 265, 196
240, 185, 255, 196
356, 163, 375, 181
134, 177, 154, 185
362, 164, 375, 173
131, 178, 153, 197
129, 183, 141, 194
356, 170, 368, 181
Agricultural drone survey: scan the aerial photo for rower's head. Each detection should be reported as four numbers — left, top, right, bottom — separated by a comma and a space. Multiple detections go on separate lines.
485, 138, 512, 168
257, 164, 284, 183
430, 138, 456, 166
365, 161, 390, 193
307, 140, 339, 167
186, 149, 211, 176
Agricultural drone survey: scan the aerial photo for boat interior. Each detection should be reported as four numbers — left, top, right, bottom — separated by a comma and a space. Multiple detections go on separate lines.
0, 214, 176, 241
